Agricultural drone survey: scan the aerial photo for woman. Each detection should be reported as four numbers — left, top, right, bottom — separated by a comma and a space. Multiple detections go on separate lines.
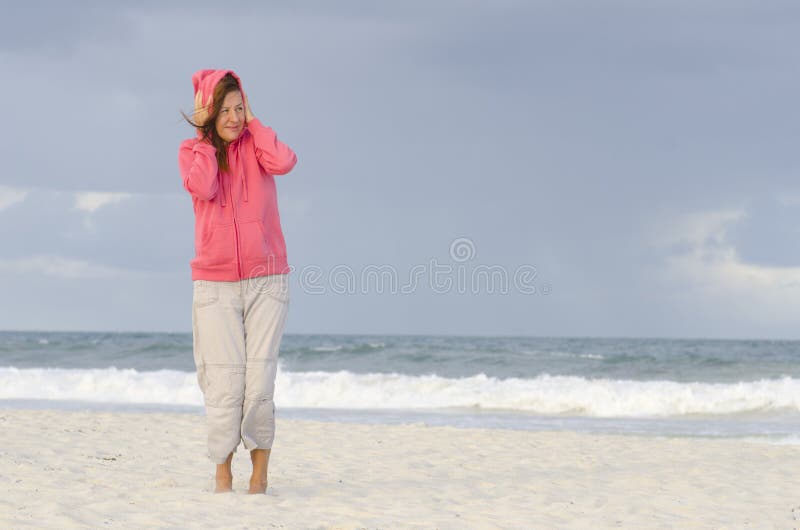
178, 69, 297, 494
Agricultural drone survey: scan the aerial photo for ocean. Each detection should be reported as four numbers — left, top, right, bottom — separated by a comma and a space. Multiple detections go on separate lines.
1, 331, 798, 443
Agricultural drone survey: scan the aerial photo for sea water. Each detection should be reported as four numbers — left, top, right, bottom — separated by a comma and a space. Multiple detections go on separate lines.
1, 331, 798, 443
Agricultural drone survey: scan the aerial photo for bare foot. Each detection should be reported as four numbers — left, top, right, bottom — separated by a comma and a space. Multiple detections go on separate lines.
248, 448, 270, 494
248, 477, 267, 494
215, 452, 234, 493
215, 472, 233, 493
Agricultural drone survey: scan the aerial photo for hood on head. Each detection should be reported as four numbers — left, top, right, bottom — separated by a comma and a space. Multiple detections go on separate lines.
192, 68, 245, 111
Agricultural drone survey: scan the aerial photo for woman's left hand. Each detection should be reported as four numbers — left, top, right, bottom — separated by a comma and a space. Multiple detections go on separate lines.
243, 91, 256, 123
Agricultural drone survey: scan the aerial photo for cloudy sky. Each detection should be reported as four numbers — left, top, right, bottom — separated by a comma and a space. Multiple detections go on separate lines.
2, 0, 800, 339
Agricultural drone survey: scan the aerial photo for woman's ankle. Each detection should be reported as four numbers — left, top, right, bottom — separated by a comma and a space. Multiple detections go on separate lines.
215, 453, 234, 478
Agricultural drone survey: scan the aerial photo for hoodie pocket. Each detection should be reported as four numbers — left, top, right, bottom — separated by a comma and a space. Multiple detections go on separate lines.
238, 220, 270, 263
196, 224, 236, 269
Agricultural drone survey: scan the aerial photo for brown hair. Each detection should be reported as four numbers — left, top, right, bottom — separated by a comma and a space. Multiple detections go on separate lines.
181, 73, 241, 173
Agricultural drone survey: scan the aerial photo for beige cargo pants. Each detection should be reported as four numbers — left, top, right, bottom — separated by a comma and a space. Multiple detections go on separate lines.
191, 273, 289, 464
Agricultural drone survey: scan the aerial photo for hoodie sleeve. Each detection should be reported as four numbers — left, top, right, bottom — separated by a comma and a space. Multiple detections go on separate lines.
246, 118, 298, 175
178, 139, 219, 201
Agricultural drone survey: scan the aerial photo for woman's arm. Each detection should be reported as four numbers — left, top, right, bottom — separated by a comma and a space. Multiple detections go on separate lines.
178, 139, 219, 200
246, 118, 298, 176
242, 91, 297, 175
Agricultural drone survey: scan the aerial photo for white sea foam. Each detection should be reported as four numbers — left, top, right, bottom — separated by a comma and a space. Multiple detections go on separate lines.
0, 366, 202, 406
0, 366, 798, 417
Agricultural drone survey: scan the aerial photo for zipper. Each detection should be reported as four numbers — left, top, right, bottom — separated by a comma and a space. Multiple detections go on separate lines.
227, 172, 243, 280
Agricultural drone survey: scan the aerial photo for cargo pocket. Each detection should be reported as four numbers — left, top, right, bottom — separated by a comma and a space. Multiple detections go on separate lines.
196, 364, 208, 394
193, 280, 219, 308
266, 274, 290, 304
250, 273, 289, 304
204, 364, 246, 408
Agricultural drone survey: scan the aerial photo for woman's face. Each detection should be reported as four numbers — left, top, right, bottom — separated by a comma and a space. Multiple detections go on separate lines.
215, 90, 245, 143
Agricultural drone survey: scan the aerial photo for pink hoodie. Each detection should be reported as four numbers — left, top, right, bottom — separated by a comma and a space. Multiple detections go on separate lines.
178, 69, 297, 281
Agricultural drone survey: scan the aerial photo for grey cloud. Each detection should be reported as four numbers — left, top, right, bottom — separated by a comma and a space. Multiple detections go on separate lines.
0, 2, 136, 55
727, 194, 800, 268
1, 1, 800, 336
0, 189, 191, 273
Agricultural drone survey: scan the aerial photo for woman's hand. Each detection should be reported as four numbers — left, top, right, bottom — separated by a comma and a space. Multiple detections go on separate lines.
193, 90, 209, 129
243, 91, 256, 123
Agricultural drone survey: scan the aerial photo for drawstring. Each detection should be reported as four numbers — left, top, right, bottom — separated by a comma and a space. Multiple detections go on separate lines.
238, 141, 249, 203
217, 133, 248, 208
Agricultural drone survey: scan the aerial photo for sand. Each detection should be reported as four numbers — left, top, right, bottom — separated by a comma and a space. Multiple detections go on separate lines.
0, 408, 798, 529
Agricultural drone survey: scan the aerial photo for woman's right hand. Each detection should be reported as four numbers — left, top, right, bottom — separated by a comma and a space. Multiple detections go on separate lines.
193, 90, 209, 130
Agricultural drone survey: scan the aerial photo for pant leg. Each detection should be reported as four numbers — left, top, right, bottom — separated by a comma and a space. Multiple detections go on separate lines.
192, 279, 247, 464
240, 273, 290, 451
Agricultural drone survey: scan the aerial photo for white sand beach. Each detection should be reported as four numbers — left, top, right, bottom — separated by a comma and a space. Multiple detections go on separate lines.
0, 408, 798, 529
